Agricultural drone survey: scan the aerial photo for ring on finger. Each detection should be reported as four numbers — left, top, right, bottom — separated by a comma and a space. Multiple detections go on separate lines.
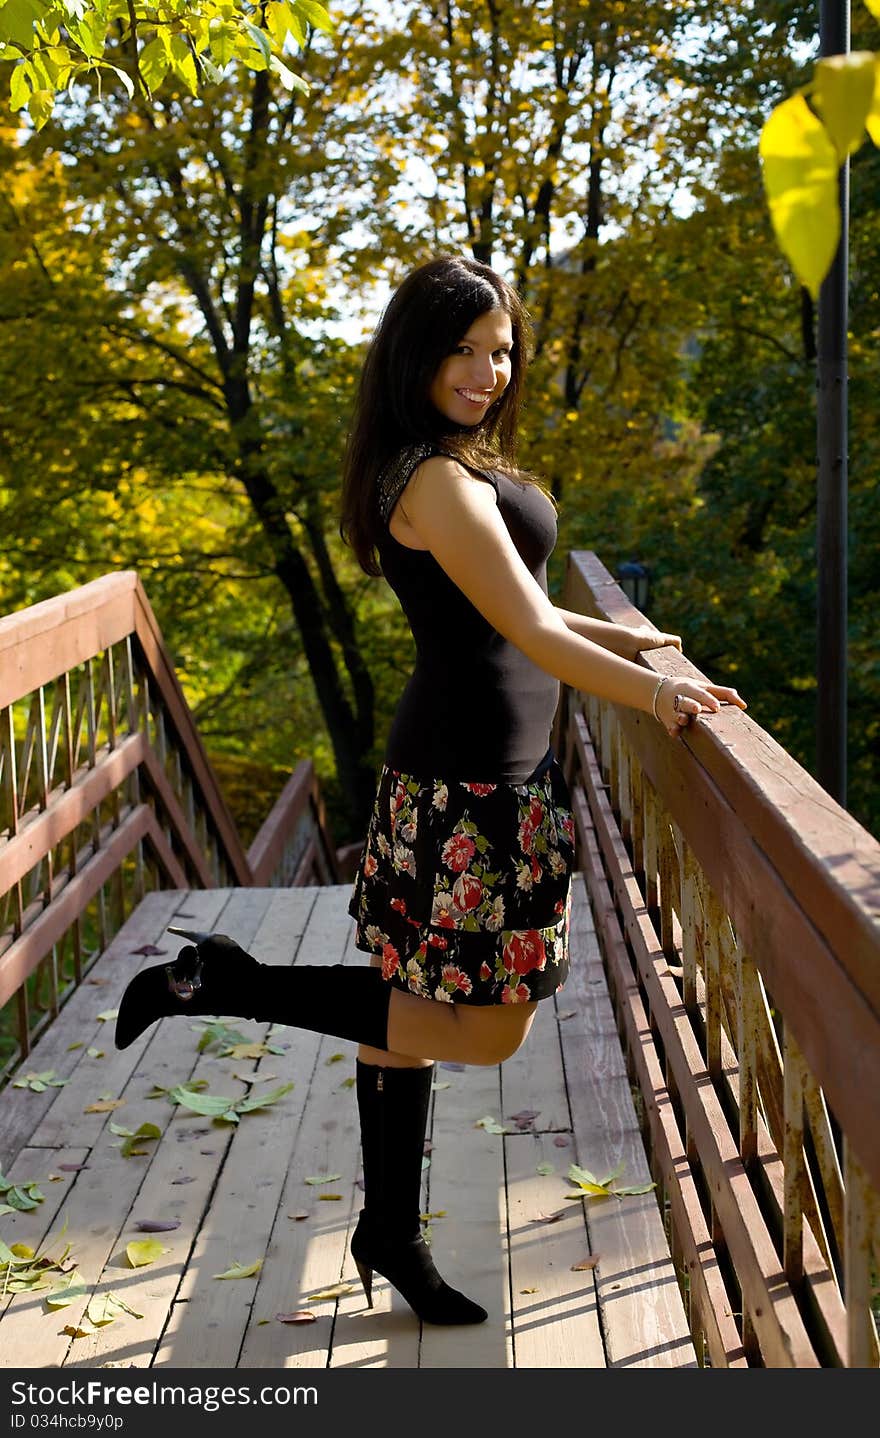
673, 692, 685, 712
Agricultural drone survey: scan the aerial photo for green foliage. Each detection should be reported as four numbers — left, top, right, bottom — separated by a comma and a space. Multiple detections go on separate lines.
0, 0, 333, 127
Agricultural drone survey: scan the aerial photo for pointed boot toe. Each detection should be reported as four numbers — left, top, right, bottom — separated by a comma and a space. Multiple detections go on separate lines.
114, 946, 203, 1050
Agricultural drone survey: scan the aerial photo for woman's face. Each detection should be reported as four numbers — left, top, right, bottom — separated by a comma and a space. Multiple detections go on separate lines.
428, 307, 514, 427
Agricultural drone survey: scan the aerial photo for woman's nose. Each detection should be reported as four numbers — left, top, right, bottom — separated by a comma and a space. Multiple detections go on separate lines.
469, 357, 496, 388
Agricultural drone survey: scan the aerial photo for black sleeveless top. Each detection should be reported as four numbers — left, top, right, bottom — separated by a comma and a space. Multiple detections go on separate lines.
375, 444, 561, 785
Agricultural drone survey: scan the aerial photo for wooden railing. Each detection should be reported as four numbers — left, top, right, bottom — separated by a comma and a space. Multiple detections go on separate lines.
0, 572, 340, 1077
559, 551, 880, 1370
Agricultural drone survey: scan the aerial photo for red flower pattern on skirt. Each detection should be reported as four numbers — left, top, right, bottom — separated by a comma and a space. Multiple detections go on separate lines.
349, 759, 573, 1006
502, 930, 547, 977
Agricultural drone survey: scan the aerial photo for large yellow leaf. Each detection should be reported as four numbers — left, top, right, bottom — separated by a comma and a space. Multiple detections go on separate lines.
867, 60, 880, 147
126, 1239, 167, 1268
863, 0, 880, 16
759, 94, 840, 299
813, 52, 876, 159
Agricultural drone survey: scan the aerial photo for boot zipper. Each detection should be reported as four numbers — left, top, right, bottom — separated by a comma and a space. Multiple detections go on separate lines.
376, 1069, 384, 1093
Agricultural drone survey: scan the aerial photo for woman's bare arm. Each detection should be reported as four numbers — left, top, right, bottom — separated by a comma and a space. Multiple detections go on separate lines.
396, 458, 745, 735
555, 608, 682, 660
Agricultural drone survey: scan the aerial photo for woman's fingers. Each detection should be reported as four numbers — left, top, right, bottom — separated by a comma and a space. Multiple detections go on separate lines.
636, 628, 682, 652
657, 678, 747, 737
705, 683, 748, 710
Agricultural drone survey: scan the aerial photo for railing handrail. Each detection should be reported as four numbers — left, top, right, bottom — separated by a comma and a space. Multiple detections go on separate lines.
566, 552, 880, 969
0, 572, 343, 1071
0, 571, 251, 884
248, 759, 340, 886
565, 551, 880, 1193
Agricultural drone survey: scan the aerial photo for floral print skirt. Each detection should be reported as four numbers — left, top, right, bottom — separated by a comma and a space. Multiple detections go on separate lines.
348, 752, 575, 1006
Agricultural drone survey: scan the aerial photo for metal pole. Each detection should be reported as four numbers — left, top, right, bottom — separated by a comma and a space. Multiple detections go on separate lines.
816, 0, 849, 804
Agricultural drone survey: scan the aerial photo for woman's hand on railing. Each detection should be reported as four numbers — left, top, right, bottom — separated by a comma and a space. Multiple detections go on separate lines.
653, 676, 747, 740
616, 624, 683, 661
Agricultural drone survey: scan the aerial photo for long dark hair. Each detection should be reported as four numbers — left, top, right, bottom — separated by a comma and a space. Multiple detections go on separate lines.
339, 254, 535, 576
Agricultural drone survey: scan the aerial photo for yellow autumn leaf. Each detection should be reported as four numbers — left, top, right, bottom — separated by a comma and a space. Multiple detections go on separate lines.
867, 60, 880, 148
126, 1239, 167, 1268
759, 94, 840, 299
87, 1292, 143, 1325
305, 1282, 354, 1301
812, 51, 876, 160
63, 1320, 98, 1339
45, 1272, 89, 1309
863, 0, 880, 16
213, 1259, 263, 1280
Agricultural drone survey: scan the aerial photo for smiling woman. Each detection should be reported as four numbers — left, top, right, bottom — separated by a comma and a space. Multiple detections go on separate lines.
428, 309, 513, 424
113, 252, 745, 1334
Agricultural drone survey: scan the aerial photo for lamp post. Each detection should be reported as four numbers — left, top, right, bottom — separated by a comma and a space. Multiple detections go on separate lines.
617, 560, 651, 613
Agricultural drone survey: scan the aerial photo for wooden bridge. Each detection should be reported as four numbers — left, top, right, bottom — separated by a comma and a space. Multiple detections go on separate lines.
1, 559, 878, 1369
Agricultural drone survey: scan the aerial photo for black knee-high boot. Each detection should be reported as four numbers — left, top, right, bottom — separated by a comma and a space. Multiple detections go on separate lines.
113, 936, 391, 1052
350, 1060, 488, 1325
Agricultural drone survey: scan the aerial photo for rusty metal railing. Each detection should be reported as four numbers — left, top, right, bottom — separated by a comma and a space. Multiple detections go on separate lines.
559, 551, 880, 1369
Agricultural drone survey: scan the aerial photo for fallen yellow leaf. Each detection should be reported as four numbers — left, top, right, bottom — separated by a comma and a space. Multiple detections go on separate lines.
305, 1283, 354, 1302
213, 1259, 263, 1280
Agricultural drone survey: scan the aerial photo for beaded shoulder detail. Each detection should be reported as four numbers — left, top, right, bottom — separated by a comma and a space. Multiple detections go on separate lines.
375, 442, 436, 525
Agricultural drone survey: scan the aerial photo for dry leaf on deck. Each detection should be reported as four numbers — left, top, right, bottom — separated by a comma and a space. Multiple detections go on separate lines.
45, 1272, 88, 1309
304, 1173, 341, 1186
510, 1110, 540, 1129
126, 1240, 168, 1268
306, 1283, 354, 1302
276, 1311, 317, 1324
475, 1115, 510, 1134
134, 1219, 180, 1233
213, 1259, 263, 1280
84, 1099, 125, 1113
87, 1292, 143, 1325
571, 1256, 600, 1272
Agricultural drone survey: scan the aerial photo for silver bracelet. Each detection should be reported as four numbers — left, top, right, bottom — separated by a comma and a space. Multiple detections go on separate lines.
651, 675, 667, 722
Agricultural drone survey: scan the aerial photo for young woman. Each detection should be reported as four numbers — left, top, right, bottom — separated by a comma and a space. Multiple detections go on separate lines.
115, 255, 746, 1329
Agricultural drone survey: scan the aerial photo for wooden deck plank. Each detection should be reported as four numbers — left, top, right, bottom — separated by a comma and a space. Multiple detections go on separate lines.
560, 882, 697, 1369
500, 986, 570, 1133
418, 1062, 511, 1369
505, 1129, 606, 1367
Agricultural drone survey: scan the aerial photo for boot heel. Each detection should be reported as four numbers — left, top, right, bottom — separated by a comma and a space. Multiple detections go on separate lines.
354, 1257, 374, 1308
